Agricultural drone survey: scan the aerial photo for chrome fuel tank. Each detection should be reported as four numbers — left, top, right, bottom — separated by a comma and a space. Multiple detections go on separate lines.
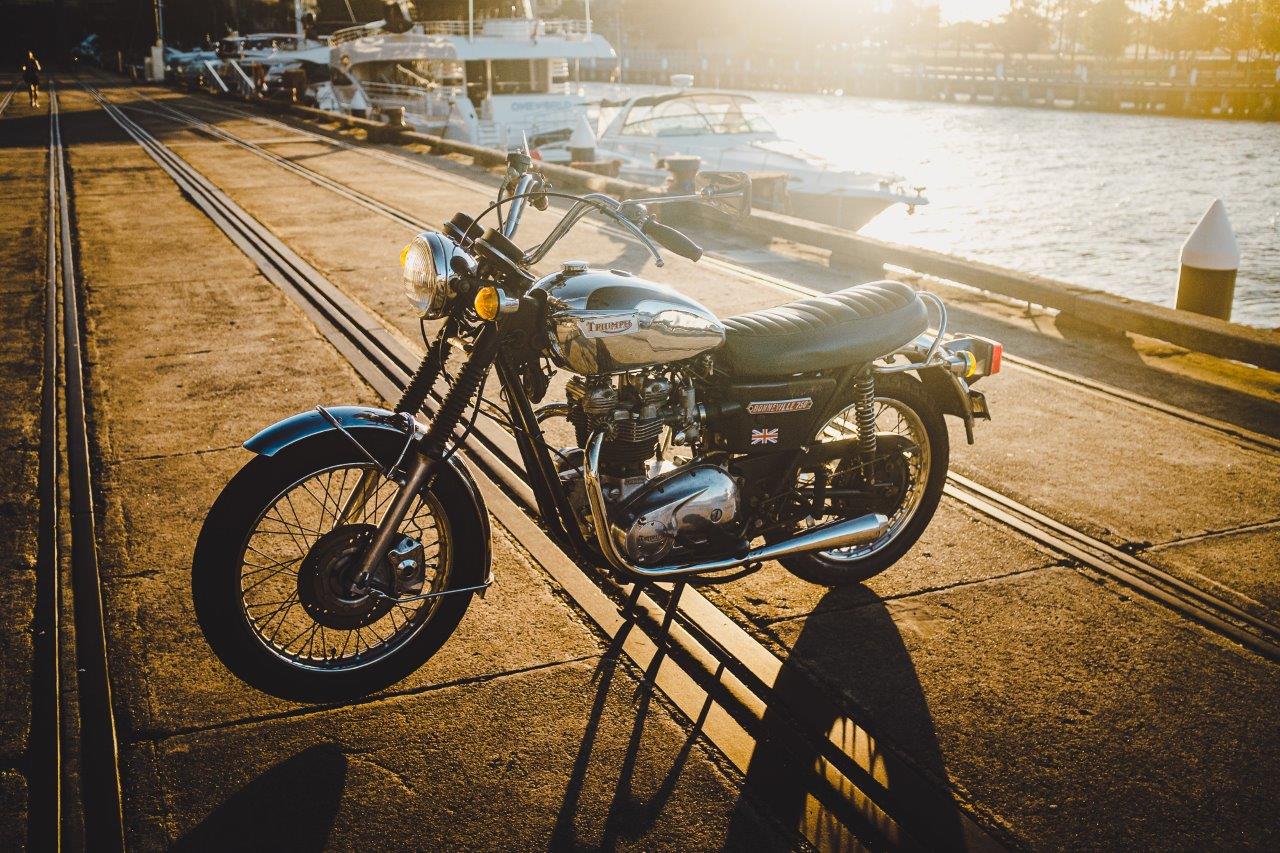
541, 266, 725, 375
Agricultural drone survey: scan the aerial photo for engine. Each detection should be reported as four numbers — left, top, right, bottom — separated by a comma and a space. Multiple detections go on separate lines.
558, 369, 742, 565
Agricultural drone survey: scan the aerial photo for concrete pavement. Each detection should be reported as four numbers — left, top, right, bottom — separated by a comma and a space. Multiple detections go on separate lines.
2, 77, 1278, 849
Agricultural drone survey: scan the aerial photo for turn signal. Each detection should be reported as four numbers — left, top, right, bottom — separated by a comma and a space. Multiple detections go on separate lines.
474, 286, 500, 321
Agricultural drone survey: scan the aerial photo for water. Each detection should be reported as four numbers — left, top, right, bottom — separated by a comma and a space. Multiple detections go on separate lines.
592, 85, 1280, 329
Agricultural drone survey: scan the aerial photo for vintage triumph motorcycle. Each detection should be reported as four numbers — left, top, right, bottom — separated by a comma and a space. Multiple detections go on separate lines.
193, 152, 1001, 701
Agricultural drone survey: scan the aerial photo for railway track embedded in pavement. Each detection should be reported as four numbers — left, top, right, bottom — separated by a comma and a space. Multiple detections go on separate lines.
112, 83, 1280, 663
33, 82, 127, 852
85, 78, 1014, 852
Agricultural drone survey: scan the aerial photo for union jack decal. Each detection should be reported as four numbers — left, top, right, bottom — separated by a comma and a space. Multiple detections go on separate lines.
750, 427, 779, 445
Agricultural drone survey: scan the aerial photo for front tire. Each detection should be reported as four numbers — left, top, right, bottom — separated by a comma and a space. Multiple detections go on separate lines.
778, 372, 949, 587
192, 431, 487, 702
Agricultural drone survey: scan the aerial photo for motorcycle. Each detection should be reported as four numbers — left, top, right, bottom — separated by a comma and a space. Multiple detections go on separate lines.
192, 151, 1001, 701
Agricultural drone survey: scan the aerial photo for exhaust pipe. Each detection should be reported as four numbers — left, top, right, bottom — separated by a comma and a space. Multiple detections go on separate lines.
583, 433, 890, 579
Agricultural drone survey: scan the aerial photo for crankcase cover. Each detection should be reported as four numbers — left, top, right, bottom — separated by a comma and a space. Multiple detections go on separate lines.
540, 268, 725, 375
611, 464, 740, 564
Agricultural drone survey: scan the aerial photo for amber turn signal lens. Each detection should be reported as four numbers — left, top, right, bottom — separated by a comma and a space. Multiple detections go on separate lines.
474, 286, 500, 321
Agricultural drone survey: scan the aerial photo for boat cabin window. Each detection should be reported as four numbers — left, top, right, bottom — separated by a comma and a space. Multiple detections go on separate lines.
464, 59, 553, 102
620, 95, 775, 137
352, 59, 463, 89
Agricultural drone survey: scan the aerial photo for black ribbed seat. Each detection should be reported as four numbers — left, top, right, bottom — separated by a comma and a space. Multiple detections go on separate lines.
718, 280, 928, 376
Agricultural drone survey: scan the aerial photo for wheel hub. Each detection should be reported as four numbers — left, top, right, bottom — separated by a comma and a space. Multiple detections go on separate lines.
297, 524, 395, 630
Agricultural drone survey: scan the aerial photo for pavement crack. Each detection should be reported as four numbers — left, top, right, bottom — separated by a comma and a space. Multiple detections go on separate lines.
1144, 518, 1280, 551
760, 562, 1061, 627
107, 443, 244, 465
122, 654, 601, 746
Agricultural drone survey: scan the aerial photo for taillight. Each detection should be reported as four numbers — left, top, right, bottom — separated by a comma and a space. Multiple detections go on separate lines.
989, 342, 1003, 375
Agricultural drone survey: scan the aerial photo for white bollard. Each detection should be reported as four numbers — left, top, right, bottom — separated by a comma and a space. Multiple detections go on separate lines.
568, 114, 597, 163
1176, 199, 1239, 321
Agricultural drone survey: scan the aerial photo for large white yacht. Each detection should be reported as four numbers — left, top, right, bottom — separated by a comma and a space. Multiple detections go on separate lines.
324, 1, 615, 151
593, 85, 928, 231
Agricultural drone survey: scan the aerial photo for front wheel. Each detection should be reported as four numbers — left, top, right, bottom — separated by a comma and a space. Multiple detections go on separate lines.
778, 372, 949, 587
192, 431, 487, 702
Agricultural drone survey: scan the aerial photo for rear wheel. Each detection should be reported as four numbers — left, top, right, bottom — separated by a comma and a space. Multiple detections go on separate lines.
192, 431, 485, 702
778, 372, 949, 586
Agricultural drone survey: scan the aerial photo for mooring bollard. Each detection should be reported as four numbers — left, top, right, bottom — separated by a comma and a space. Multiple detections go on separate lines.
663, 155, 702, 195
568, 115, 596, 163
1176, 198, 1239, 321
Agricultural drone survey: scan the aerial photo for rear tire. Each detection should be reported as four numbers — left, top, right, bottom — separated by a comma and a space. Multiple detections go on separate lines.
192, 431, 487, 702
778, 372, 949, 587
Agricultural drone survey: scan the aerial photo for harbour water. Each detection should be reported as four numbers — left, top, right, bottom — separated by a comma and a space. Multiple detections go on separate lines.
591, 84, 1279, 329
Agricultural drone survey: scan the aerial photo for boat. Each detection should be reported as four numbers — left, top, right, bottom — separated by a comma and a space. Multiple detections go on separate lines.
324, 0, 615, 152
592, 84, 929, 230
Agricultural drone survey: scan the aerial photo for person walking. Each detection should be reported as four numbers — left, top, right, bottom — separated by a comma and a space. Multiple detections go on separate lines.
22, 51, 42, 108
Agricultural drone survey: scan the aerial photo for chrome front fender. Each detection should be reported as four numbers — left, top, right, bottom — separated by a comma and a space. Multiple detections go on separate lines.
242, 405, 491, 554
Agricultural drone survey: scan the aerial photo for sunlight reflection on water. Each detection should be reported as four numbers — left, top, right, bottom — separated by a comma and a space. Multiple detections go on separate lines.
594, 84, 1279, 328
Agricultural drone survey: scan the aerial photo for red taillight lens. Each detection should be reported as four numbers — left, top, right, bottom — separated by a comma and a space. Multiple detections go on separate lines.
989, 342, 1003, 375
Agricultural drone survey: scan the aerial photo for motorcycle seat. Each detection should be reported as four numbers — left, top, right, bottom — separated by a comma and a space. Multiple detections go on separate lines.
717, 280, 929, 376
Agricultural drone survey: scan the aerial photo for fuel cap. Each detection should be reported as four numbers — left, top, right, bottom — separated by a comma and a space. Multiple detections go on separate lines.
560, 260, 589, 275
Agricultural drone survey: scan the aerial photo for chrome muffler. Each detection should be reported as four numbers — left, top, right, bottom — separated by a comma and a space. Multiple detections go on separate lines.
583, 433, 890, 579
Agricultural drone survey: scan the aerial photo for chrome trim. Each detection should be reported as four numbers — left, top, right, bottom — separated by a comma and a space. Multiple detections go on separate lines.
583, 433, 889, 578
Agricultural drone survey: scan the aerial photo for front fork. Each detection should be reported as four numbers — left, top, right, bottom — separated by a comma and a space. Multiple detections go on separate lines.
337, 319, 456, 527
350, 324, 499, 588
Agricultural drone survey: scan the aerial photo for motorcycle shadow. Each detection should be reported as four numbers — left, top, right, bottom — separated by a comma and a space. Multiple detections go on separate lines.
551, 582, 971, 851
171, 743, 347, 852
725, 583, 970, 851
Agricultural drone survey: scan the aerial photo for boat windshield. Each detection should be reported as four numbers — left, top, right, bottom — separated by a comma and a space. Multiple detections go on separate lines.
619, 94, 775, 137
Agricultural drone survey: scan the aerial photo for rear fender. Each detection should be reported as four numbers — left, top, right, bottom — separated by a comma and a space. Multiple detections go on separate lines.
916, 367, 988, 445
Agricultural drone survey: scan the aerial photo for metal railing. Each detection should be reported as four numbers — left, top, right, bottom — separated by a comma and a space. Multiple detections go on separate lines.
424, 18, 593, 38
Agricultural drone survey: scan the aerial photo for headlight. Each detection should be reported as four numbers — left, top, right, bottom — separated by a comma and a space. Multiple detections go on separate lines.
401, 230, 473, 319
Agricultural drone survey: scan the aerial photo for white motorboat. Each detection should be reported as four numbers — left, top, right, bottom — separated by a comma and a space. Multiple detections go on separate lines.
325, 1, 615, 152
593, 86, 928, 231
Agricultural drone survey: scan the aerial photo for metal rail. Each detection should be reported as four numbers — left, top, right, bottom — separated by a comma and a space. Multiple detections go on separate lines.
128, 88, 1280, 659
0, 84, 15, 116
85, 80, 1010, 851
30, 84, 63, 853
51, 83, 128, 851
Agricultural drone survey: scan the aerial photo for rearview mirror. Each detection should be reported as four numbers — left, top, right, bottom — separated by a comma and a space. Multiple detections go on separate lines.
695, 171, 752, 219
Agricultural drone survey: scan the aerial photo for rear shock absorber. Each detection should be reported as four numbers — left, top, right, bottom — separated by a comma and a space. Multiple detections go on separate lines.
853, 369, 877, 458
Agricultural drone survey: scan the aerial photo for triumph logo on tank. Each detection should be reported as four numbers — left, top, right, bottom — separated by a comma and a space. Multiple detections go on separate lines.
579, 315, 638, 338
746, 398, 813, 415
750, 428, 780, 445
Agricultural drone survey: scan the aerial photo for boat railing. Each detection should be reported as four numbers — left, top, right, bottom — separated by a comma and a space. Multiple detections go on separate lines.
329, 21, 385, 46
423, 18, 593, 39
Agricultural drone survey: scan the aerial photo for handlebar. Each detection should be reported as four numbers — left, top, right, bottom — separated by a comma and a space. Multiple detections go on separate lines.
642, 220, 703, 263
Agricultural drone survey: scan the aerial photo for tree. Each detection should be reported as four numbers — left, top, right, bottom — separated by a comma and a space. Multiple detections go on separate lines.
999, 0, 1052, 56
1262, 0, 1280, 55
1085, 0, 1134, 58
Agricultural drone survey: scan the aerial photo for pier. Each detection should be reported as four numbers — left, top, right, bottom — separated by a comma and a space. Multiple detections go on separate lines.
597, 53, 1280, 120
2, 72, 1278, 850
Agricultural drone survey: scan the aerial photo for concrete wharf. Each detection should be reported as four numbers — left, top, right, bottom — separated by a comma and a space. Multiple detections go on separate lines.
1, 73, 1278, 850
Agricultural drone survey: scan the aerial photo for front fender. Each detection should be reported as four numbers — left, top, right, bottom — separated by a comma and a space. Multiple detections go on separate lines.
243, 406, 491, 559
243, 406, 418, 457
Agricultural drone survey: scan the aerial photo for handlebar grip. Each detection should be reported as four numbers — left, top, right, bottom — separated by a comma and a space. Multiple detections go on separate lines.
642, 220, 703, 262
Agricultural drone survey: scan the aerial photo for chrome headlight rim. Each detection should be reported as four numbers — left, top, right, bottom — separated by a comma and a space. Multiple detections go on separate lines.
402, 230, 473, 319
